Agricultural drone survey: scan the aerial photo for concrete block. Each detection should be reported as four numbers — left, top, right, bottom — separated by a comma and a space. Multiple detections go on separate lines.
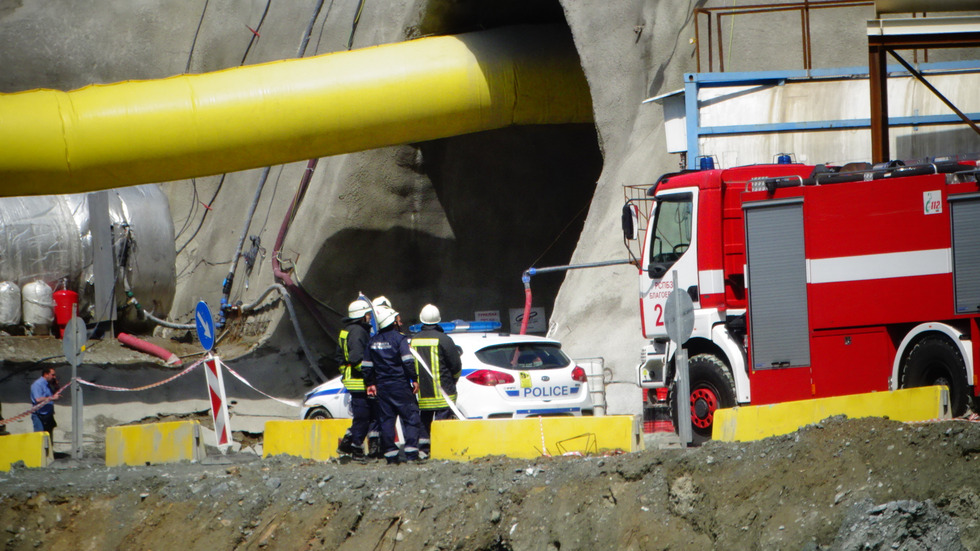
105, 420, 207, 467
0, 432, 51, 471
713, 385, 951, 442
262, 419, 352, 461
431, 415, 643, 461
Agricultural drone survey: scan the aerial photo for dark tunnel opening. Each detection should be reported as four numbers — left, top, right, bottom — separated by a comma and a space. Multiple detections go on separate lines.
296, 1, 601, 373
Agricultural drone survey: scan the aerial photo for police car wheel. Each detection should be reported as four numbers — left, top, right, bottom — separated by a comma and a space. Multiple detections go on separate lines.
305, 407, 333, 420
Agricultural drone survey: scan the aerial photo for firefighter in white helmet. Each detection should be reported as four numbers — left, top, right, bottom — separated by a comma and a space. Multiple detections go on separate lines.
334, 298, 378, 459
361, 306, 425, 464
410, 304, 462, 457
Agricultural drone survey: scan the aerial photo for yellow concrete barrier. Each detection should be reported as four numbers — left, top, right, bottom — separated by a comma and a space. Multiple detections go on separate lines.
713, 386, 951, 442
263, 419, 352, 461
105, 420, 207, 467
431, 415, 643, 461
0, 432, 51, 471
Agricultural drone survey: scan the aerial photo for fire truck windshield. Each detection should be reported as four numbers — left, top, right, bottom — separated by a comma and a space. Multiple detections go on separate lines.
648, 193, 692, 277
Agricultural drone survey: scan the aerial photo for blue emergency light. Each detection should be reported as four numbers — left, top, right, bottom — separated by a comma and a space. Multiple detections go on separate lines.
408, 320, 502, 334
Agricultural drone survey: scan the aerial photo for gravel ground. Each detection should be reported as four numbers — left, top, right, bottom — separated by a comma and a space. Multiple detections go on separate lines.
2, 415, 980, 550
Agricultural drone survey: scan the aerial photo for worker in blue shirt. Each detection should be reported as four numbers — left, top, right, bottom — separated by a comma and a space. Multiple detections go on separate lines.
361, 306, 424, 464
30, 367, 59, 439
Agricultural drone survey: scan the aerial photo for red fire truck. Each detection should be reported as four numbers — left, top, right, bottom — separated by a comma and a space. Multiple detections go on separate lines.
625, 156, 980, 442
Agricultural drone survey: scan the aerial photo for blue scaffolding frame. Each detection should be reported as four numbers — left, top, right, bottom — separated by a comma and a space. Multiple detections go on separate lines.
679, 60, 980, 169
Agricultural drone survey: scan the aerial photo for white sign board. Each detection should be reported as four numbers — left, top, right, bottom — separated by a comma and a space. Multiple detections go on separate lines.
509, 307, 546, 333
474, 310, 500, 323
923, 190, 942, 215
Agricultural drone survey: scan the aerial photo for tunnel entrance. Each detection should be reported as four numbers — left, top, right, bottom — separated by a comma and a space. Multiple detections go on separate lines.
300, 2, 600, 356
408, 0, 601, 329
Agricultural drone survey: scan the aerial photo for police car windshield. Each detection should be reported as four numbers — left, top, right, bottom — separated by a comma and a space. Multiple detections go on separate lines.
474, 343, 570, 370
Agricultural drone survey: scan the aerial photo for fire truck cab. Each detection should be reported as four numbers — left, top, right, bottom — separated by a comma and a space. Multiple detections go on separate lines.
627, 157, 980, 442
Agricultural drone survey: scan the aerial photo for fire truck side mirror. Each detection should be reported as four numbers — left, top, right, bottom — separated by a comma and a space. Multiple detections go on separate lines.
622, 204, 639, 240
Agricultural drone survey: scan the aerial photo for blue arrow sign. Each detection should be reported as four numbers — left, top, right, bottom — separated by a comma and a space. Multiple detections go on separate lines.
195, 300, 215, 352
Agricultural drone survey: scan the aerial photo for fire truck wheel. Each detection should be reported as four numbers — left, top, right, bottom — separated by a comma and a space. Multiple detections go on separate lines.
671, 354, 736, 444
903, 336, 969, 417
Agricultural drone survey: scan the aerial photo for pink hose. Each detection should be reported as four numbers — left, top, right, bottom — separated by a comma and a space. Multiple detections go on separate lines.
117, 332, 182, 366
520, 278, 532, 335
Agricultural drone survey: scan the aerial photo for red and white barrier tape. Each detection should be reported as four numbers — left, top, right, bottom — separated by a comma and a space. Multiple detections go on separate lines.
218, 358, 304, 407
0, 356, 305, 428
74, 357, 206, 392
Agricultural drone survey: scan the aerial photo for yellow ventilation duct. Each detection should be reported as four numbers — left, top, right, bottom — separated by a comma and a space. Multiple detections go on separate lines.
0, 25, 592, 196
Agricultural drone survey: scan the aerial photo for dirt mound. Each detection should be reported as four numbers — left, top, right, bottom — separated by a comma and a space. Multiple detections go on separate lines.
2, 416, 980, 550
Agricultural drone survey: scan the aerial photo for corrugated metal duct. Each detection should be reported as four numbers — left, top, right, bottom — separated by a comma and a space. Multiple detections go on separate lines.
0, 25, 593, 197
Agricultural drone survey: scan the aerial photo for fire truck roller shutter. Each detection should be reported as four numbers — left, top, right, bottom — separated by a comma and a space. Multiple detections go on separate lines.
671, 353, 736, 444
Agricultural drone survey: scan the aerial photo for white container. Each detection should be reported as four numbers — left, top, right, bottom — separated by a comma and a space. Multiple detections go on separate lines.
0, 281, 20, 326
22, 280, 54, 333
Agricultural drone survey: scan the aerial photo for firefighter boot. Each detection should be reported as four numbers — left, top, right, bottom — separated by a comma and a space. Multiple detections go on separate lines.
367, 436, 382, 459
337, 432, 357, 455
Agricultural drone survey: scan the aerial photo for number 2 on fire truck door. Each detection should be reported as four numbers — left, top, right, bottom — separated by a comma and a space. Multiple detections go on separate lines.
519, 371, 532, 388
924, 191, 942, 215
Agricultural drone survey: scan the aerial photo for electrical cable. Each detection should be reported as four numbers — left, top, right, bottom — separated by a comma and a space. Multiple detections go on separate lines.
347, 0, 366, 50
529, 202, 590, 267
173, 180, 200, 242
241, 0, 273, 65
175, 175, 224, 256
186, 0, 210, 73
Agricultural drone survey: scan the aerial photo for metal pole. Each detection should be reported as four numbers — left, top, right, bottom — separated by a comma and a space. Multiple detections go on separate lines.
520, 259, 633, 335
526, 258, 633, 276
70, 305, 83, 460
868, 43, 890, 163
673, 271, 692, 446
888, 49, 980, 137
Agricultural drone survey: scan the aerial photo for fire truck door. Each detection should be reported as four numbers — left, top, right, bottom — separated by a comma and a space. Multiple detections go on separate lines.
640, 189, 699, 339
743, 198, 813, 404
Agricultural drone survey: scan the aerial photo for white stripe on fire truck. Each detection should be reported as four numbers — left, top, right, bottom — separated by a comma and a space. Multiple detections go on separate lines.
807, 248, 950, 284
698, 269, 725, 295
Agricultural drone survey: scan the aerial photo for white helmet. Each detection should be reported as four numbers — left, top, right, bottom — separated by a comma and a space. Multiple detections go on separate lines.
376, 306, 399, 329
372, 296, 392, 309
419, 304, 441, 325
348, 299, 371, 319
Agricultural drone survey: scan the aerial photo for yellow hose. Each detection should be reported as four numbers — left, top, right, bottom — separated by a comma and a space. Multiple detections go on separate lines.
0, 25, 592, 196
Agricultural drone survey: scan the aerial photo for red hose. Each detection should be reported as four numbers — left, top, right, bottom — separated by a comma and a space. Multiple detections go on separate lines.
520, 280, 532, 335
117, 332, 182, 366
272, 158, 338, 337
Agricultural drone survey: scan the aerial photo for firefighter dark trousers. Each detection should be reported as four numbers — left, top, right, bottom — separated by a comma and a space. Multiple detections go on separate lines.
376, 380, 424, 463
344, 391, 378, 453
419, 408, 456, 456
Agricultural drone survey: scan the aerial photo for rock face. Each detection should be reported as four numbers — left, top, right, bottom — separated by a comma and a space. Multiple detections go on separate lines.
0, 1, 972, 418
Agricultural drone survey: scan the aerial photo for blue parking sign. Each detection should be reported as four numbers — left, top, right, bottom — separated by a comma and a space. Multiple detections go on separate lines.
196, 300, 215, 352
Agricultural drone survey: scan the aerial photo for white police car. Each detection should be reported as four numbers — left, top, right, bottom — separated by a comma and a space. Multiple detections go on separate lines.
300, 321, 593, 419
